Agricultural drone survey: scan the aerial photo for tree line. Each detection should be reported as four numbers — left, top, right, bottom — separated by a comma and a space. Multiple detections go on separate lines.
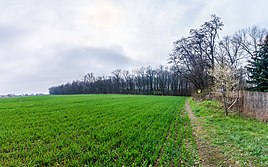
49, 65, 193, 96
49, 14, 268, 97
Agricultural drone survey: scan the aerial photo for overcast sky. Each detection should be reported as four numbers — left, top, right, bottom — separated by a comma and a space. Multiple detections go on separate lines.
0, 0, 267, 94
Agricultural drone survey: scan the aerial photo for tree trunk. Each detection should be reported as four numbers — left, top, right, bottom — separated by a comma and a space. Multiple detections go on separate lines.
222, 93, 228, 116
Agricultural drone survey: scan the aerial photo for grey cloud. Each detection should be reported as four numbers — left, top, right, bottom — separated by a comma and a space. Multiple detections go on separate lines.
49, 46, 134, 75
0, 46, 136, 94
35, 46, 136, 88
0, 25, 24, 43
61, 47, 132, 67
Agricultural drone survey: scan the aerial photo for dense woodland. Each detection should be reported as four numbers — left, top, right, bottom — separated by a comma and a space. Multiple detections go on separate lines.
49, 15, 268, 95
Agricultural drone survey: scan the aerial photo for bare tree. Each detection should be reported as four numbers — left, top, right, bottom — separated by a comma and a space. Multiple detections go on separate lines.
169, 14, 223, 92
122, 70, 131, 94
218, 35, 244, 68
234, 26, 267, 59
146, 66, 155, 94
112, 69, 122, 93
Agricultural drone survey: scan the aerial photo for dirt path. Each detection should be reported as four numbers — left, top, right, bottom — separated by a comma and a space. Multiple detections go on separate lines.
185, 100, 238, 167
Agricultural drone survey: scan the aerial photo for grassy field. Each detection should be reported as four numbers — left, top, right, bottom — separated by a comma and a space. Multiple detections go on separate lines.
189, 98, 268, 166
0, 95, 197, 166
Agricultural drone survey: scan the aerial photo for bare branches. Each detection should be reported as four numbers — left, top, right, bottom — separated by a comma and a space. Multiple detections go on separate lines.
169, 13, 267, 95
169, 14, 223, 91
233, 26, 267, 59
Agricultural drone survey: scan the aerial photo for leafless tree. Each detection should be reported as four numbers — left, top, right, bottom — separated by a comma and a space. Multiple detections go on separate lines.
234, 26, 267, 59
169, 14, 223, 92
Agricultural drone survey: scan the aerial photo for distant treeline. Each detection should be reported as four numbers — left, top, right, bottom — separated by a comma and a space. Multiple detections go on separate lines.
49, 65, 193, 96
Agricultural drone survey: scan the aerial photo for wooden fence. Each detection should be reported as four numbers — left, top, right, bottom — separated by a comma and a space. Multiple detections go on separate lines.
242, 91, 268, 122
207, 91, 268, 122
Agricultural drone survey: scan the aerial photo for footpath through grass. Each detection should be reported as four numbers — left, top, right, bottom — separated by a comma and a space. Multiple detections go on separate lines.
0, 94, 197, 166
189, 98, 268, 166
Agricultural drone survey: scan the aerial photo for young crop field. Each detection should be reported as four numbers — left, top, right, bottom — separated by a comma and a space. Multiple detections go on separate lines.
0, 95, 198, 166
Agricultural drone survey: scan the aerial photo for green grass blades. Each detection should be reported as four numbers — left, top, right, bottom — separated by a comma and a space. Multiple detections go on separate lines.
157, 101, 199, 167
189, 98, 268, 166
0, 95, 197, 166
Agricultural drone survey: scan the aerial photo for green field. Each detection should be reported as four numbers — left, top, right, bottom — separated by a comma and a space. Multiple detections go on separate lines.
0, 95, 197, 166
189, 98, 268, 166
